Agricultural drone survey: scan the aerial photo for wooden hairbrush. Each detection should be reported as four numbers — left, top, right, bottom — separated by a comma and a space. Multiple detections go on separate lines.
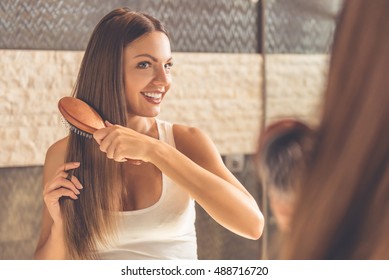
58, 96, 106, 139
59, 96, 143, 165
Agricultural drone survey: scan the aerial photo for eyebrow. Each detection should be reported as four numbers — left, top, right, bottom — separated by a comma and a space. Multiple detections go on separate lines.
133, 54, 173, 62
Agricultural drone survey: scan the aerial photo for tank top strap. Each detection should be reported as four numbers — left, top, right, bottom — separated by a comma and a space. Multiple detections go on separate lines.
156, 119, 176, 148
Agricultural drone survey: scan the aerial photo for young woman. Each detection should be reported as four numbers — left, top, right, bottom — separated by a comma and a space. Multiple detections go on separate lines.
34, 8, 264, 260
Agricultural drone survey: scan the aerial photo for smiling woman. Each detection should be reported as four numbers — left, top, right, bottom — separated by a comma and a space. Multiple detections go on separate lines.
33, 7, 264, 260
123, 32, 172, 117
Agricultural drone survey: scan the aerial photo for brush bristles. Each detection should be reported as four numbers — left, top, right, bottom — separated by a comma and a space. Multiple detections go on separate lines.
69, 125, 93, 139
60, 116, 93, 139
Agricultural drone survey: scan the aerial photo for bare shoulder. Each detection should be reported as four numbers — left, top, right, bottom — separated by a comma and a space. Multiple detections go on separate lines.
43, 136, 69, 182
45, 136, 69, 162
172, 124, 207, 141
172, 124, 223, 167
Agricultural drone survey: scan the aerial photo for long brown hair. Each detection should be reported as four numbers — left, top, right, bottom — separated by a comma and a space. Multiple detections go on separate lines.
282, 0, 389, 259
60, 8, 169, 259
257, 119, 313, 198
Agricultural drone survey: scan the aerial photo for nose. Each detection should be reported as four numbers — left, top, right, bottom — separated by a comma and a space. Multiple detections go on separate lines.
153, 65, 171, 86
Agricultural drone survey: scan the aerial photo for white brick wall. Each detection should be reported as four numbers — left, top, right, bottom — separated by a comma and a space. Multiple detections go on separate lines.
265, 54, 329, 126
0, 51, 329, 167
0, 50, 264, 167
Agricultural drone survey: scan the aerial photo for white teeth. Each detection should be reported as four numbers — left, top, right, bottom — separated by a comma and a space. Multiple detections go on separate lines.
143, 92, 162, 98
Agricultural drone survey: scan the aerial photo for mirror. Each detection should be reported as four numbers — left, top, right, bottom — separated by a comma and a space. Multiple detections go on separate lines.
260, 0, 343, 259
0, 0, 342, 260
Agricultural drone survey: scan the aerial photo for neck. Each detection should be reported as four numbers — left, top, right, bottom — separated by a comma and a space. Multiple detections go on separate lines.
126, 115, 158, 138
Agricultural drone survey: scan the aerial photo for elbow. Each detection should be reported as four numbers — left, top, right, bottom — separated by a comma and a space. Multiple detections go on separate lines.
246, 211, 265, 240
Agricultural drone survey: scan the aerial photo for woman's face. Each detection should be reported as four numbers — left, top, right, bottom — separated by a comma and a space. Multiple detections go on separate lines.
123, 31, 173, 117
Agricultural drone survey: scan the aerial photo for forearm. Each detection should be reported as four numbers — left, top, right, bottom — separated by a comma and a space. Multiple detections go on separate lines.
34, 222, 68, 260
149, 140, 264, 239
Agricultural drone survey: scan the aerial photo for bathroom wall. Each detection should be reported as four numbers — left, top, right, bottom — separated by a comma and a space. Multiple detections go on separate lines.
0, 0, 341, 259
0, 0, 263, 260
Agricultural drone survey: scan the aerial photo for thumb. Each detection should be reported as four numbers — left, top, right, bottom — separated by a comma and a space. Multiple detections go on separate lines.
105, 120, 114, 127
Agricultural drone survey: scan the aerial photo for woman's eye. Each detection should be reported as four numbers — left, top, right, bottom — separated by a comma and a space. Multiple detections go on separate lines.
164, 62, 174, 71
137, 62, 151, 69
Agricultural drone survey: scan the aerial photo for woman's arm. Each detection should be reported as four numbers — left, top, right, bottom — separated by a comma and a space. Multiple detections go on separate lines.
154, 125, 264, 239
94, 123, 264, 239
34, 138, 83, 259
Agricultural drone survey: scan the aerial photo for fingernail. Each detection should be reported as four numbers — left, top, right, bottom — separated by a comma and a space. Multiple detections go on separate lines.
74, 162, 80, 166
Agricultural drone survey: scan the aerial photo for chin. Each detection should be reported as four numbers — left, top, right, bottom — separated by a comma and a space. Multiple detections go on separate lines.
128, 108, 161, 118
140, 110, 161, 118
150, 107, 161, 117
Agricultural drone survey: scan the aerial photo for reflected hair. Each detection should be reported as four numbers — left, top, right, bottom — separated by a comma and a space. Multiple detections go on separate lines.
257, 119, 313, 201
60, 8, 168, 259
282, 0, 389, 259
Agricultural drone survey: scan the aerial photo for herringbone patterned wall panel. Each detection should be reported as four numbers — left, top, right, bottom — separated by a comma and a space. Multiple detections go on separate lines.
265, 0, 343, 53
147, 0, 260, 53
0, 0, 343, 53
0, 167, 43, 260
0, 0, 260, 52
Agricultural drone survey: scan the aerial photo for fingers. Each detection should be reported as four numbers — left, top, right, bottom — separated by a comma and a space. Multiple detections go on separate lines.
45, 162, 83, 202
95, 126, 125, 161
48, 187, 79, 201
67, 172, 83, 190
47, 173, 82, 193
57, 162, 83, 190
56, 162, 80, 174
99, 131, 118, 156
106, 142, 127, 162
65, 169, 73, 180
93, 122, 115, 145
103, 136, 139, 162
93, 123, 145, 163
127, 159, 143, 165
44, 184, 79, 204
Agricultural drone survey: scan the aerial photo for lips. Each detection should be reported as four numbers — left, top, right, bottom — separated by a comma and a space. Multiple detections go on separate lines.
141, 92, 164, 104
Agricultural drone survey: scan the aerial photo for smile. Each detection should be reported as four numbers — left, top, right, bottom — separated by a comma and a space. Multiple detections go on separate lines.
141, 92, 163, 104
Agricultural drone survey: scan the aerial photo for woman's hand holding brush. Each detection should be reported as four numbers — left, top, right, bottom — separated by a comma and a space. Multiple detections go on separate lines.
93, 121, 155, 165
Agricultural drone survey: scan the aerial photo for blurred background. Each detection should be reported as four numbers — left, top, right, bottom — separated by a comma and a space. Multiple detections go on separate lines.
0, 0, 342, 259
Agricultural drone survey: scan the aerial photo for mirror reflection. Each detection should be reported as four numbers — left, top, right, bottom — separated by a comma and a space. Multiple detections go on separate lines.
0, 0, 342, 260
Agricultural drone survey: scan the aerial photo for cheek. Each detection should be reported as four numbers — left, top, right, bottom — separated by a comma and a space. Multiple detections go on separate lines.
165, 75, 172, 90
124, 73, 150, 92
165, 85, 170, 92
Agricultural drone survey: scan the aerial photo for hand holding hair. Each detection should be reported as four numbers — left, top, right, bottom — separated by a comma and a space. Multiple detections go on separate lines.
43, 162, 83, 223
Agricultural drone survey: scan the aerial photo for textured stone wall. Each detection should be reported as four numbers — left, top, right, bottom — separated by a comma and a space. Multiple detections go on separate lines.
265, 54, 329, 124
0, 50, 328, 168
0, 50, 263, 167
0, 51, 83, 167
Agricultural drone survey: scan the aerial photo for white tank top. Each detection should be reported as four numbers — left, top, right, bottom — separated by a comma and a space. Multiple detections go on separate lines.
97, 119, 198, 259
